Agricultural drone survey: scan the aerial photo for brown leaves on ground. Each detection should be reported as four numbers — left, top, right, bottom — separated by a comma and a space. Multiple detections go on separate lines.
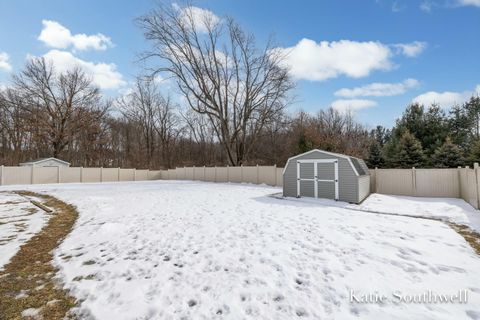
0, 192, 78, 320
448, 222, 480, 256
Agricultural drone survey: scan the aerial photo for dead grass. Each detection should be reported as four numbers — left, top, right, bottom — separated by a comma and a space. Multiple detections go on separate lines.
448, 222, 480, 255
0, 191, 79, 320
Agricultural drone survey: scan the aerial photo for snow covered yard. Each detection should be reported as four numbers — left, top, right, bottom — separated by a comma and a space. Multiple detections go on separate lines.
0, 192, 49, 269
357, 193, 480, 233
1, 181, 480, 320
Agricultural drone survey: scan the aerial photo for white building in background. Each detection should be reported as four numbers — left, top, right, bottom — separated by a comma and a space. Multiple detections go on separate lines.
19, 157, 70, 167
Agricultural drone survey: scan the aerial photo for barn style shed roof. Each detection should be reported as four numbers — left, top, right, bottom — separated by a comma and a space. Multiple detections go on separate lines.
283, 149, 368, 176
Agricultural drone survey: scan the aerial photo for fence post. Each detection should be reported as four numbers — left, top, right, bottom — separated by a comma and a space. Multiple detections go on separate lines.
227, 165, 230, 182
57, 166, 61, 183
274, 164, 277, 186
458, 166, 462, 199
256, 164, 259, 184
133, 169, 137, 181
117, 167, 121, 181
474, 163, 479, 209
0, 165, 4, 185
193, 165, 195, 180
100, 167, 103, 182
80, 167, 83, 183
412, 167, 416, 196
31, 166, 34, 184
374, 167, 378, 193
214, 166, 217, 182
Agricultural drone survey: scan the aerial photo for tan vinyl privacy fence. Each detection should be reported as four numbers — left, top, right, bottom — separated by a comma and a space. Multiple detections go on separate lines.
0, 166, 162, 186
159, 165, 283, 187
370, 165, 480, 209
2, 162, 480, 209
0, 164, 283, 187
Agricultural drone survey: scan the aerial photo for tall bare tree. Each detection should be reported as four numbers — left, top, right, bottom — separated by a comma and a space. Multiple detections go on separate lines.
0, 88, 31, 164
117, 77, 179, 167
13, 58, 107, 158
139, 4, 294, 165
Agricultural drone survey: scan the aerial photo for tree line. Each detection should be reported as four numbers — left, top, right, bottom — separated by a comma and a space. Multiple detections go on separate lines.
0, 4, 478, 169
367, 99, 480, 168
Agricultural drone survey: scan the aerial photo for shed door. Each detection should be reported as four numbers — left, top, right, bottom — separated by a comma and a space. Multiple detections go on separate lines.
297, 159, 339, 200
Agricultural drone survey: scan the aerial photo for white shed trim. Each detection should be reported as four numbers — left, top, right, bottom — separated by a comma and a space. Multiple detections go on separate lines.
296, 158, 339, 200
283, 149, 359, 176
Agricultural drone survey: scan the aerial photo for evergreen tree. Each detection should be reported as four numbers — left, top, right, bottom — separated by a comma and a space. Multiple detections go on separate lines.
468, 139, 480, 166
297, 132, 313, 153
449, 103, 471, 149
393, 103, 448, 160
367, 140, 385, 168
465, 96, 480, 140
432, 137, 464, 168
422, 104, 448, 156
371, 125, 389, 146
395, 130, 426, 168
395, 103, 425, 139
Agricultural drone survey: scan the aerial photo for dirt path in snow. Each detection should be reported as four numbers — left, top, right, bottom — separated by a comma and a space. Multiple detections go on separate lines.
0, 192, 78, 320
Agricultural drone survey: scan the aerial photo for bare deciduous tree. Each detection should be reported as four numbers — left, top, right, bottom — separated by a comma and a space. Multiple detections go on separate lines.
139, 4, 294, 165
117, 77, 180, 167
13, 58, 107, 158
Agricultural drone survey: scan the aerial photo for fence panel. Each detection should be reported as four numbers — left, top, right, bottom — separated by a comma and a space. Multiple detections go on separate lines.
276, 168, 283, 187
102, 168, 119, 182
460, 168, 479, 209
205, 167, 215, 181
242, 166, 258, 184
228, 167, 242, 183
369, 169, 376, 192
148, 170, 162, 180
82, 168, 101, 183
168, 169, 177, 180
60, 167, 81, 183
34, 167, 58, 184
415, 169, 459, 197
258, 165, 277, 186
3, 166, 31, 185
136, 170, 149, 181
215, 167, 228, 182
119, 169, 134, 181
376, 169, 414, 196
185, 167, 194, 180
193, 167, 205, 181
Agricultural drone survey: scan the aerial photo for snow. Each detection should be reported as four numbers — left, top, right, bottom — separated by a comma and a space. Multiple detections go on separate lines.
1, 181, 480, 319
356, 193, 480, 233
21, 307, 41, 318
0, 192, 48, 269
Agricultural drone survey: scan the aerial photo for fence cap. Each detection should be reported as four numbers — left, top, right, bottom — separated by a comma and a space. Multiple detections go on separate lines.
474, 163, 479, 169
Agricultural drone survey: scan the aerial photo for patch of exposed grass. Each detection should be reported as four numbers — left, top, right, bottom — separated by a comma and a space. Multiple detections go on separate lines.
448, 222, 480, 255
0, 191, 79, 320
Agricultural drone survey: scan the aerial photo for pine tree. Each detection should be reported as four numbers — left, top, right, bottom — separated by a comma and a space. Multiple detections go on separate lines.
449, 104, 471, 149
432, 137, 464, 168
466, 96, 480, 140
395, 130, 426, 168
468, 139, 480, 165
297, 132, 313, 153
367, 141, 385, 168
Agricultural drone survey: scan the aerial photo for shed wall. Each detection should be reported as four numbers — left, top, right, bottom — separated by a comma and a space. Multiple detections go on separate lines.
358, 175, 371, 203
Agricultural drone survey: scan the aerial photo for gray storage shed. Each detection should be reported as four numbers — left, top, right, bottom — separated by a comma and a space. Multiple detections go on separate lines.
283, 149, 370, 203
